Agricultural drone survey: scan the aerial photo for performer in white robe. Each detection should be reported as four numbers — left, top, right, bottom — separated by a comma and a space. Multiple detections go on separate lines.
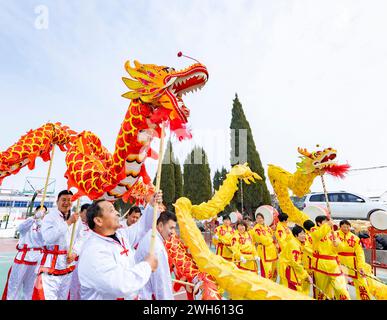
119, 206, 142, 229
69, 203, 92, 300
32, 190, 81, 300
135, 211, 177, 300
78, 192, 161, 300
2, 205, 46, 300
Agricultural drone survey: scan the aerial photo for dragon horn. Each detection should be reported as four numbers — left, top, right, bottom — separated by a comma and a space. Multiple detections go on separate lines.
124, 60, 153, 82
297, 147, 312, 158
122, 77, 142, 90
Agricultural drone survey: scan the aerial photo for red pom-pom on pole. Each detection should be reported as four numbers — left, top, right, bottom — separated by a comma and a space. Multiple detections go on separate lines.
177, 51, 183, 57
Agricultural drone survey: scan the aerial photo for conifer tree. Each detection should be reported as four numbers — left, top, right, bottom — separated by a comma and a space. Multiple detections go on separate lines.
230, 94, 271, 216
183, 146, 212, 205
154, 140, 176, 211
173, 155, 183, 203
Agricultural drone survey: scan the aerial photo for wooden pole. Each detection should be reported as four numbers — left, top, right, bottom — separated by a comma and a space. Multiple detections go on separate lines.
149, 122, 166, 255
68, 198, 80, 258
39, 145, 55, 212
232, 258, 257, 263
172, 279, 195, 287
341, 263, 385, 284
320, 173, 336, 241
121, 208, 131, 220
240, 178, 244, 216
320, 173, 332, 217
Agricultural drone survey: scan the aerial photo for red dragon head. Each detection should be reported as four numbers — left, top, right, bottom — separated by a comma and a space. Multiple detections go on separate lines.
122, 59, 208, 140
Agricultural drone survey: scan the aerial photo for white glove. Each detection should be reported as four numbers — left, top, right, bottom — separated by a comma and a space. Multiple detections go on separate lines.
255, 256, 261, 264
213, 234, 219, 241
240, 256, 247, 264
34, 209, 45, 219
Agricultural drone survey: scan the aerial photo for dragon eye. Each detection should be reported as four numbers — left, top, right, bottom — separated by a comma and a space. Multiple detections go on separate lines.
163, 67, 175, 72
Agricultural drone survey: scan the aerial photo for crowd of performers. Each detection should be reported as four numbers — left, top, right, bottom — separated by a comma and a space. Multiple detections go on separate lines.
212, 212, 384, 300
1, 189, 181, 300
2, 188, 385, 300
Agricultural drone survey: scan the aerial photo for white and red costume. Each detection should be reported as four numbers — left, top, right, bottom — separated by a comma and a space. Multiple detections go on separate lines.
31, 208, 82, 300
135, 230, 173, 300
77, 205, 157, 300
2, 217, 43, 300
68, 219, 91, 300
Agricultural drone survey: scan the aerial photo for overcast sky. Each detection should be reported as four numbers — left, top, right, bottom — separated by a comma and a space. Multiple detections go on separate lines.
0, 0, 386, 199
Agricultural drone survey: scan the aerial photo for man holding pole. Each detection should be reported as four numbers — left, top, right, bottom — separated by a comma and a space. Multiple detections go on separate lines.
77, 191, 162, 300
69, 203, 92, 300
135, 211, 177, 300
120, 206, 142, 228
32, 190, 80, 300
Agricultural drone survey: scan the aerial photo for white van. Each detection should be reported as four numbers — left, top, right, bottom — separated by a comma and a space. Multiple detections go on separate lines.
303, 191, 387, 220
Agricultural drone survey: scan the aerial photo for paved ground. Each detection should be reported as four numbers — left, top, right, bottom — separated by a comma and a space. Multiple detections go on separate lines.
0, 238, 18, 294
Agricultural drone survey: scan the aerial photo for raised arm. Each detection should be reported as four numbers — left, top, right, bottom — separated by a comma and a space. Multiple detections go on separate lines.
309, 223, 331, 243
17, 217, 35, 236
119, 191, 163, 247
71, 220, 89, 256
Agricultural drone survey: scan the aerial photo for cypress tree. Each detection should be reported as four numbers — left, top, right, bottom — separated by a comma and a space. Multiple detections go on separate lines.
183, 146, 212, 205
213, 166, 235, 214
153, 140, 176, 211
114, 198, 134, 216
161, 140, 176, 211
213, 169, 220, 193
230, 94, 271, 216
173, 156, 183, 202
213, 167, 228, 193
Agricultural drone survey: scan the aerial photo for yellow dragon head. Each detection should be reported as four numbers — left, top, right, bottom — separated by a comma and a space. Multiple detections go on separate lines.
296, 146, 350, 177
122, 59, 208, 137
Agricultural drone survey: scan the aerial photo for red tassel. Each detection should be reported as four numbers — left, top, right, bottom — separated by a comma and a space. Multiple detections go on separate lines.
325, 163, 350, 179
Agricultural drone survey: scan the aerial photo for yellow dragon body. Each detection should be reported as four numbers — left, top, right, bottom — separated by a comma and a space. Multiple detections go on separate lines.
174, 163, 312, 299
268, 147, 350, 226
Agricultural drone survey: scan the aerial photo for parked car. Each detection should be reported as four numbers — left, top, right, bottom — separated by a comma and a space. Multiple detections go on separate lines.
303, 191, 387, 220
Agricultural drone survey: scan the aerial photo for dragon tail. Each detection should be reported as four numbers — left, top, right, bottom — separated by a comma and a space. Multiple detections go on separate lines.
0, 122, 77, 186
